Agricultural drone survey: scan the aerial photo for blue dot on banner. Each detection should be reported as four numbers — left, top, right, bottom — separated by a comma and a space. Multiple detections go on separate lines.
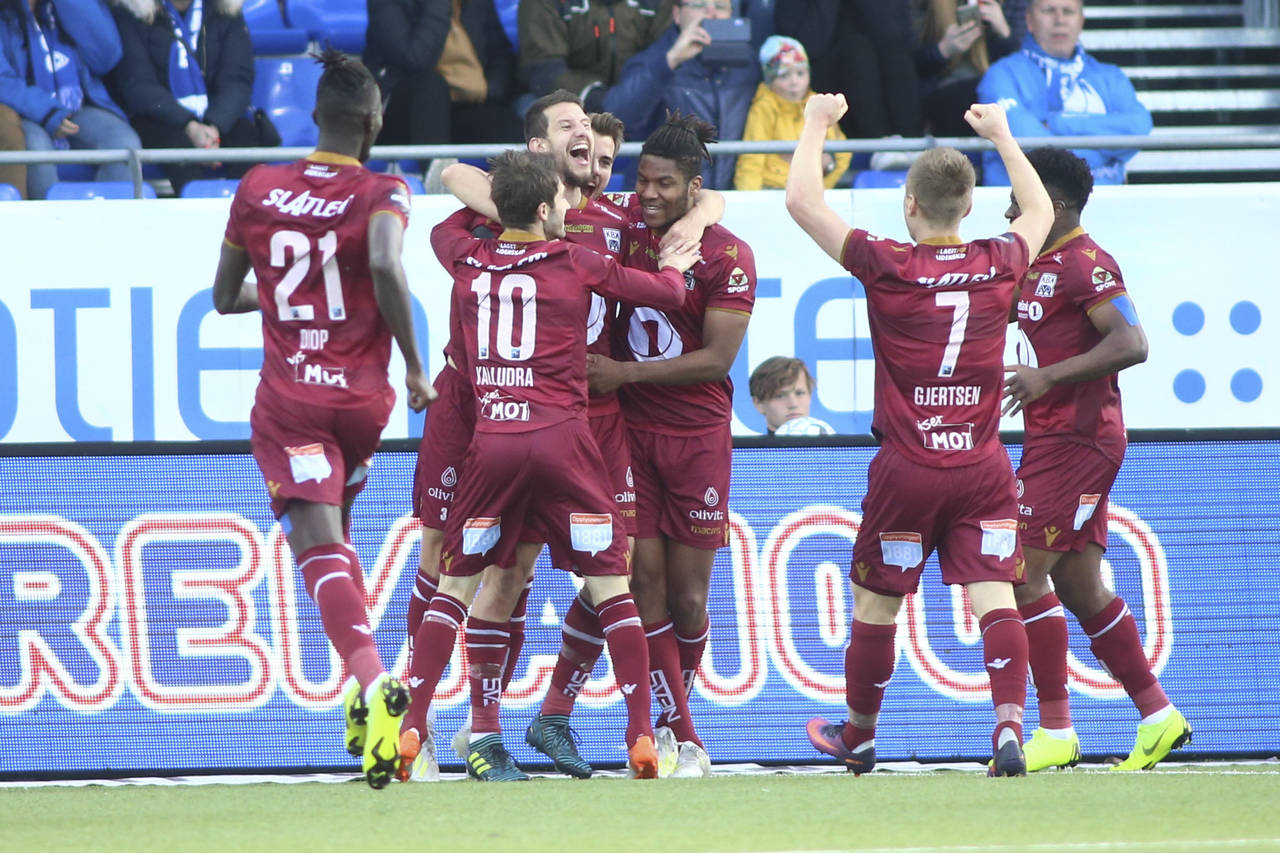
1230, 301, 1261, 335
1172, 302, 1205, 335
1231, 369, 1263, 402
1173, 369, 1206, 403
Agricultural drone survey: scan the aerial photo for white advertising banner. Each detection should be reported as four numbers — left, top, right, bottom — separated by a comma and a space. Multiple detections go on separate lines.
0, 183, 1274, 443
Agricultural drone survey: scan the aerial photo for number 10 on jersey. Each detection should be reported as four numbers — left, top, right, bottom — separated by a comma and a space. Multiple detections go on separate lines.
472, 272, 538, 362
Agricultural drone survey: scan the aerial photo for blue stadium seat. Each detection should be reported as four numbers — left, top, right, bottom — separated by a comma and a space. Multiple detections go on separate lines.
853, 169, 909, 189
401, 174, 425, 195
181, 179, 241, 198
46, 181, 157, 200
288, 0, 367, 54
57, 163, 96, 182
243, 0, 309, 54
253, 56, 323, 148
0, 182, 21, 201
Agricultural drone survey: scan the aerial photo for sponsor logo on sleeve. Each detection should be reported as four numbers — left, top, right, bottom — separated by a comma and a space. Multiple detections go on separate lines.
979, 519, 1018, 560
1091, 266, 1118, 292
462, 517, 502, 556
570, 512, 614, 555
285, 443, 332, 484
726, 266, 750, 294
879, 532, 924, 571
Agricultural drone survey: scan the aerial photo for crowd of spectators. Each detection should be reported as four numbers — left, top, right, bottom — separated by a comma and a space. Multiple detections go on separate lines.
0, 0, 1152, 199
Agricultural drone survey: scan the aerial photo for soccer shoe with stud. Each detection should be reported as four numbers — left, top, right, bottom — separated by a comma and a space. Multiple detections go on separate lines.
1022, 727, 1081, 772
655, 726, 679, 778
526, 713, 593, 779
362, 675, 410, 790
805, 717, 876, 774
1111, 708, 1192, 771
396, 726, 440, 783
343, 681, 368, 758
988, 739, 1027, 777
627, 735, 659, 779
466, 733, 530, 781
670, 741, 712, 778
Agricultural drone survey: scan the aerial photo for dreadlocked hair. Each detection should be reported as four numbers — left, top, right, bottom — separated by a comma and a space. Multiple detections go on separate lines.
312, 47, 379, 134
641, 111, 716, 182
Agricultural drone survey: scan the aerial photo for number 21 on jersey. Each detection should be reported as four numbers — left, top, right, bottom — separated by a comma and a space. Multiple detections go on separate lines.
270, 229, 346, 323
471, 272, 537, 361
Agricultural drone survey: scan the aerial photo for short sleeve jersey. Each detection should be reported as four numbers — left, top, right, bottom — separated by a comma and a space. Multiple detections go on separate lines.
616, 207, 757, 435
842, 228, 1030, 467
430, 224, 685, 434
565, 194, 633, 416
1015, 227, 1129, 464
224, 154, 410, 409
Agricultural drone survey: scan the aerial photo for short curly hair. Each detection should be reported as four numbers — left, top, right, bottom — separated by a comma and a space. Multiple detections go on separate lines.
1026, 147, 1094, 213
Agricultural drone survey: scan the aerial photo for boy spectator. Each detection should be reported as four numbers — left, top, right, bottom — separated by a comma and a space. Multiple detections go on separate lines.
977, 0, 1151, 185
109, 0, 277, 194
749, 355, 834, 435
0, 0, 140, 199
734, 35, 849, 191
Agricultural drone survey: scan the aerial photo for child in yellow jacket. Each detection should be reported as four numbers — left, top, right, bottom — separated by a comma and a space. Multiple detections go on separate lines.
734, 35, 851, 191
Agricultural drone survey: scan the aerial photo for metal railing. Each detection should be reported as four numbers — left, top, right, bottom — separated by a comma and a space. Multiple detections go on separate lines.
1, 132, 1279, 198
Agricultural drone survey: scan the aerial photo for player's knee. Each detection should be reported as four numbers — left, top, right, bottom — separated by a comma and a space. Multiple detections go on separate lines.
668, 591, 708, 632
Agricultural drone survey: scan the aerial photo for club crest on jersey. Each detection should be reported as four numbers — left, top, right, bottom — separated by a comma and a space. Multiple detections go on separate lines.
285, 443, 332, 484
683, 270, 697, 291
726, 266, 750, 294
1034, 272, 1058, 298
462, 517, 502, 556
879, 532, 924, 571
570, 513, 613, 555
1091, 266, 1118, 292
603, 227, 621, 253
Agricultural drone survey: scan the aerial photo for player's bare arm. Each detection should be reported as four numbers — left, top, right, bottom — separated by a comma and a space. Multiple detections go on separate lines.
211, 242, 259, 314
659, 188, 726, 254
441, 162, 500, 222
966, 103, 1053, 257
588, 308, 749, 395
785, 93, 853, 263
1003, 297, 1148, 415
368, 212, 434, 411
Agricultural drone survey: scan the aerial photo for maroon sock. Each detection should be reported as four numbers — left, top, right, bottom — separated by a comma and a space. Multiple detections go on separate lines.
402, 592, 467, 736
500, 580, 533, 693
1082, 597, 1168, 717
467, 617, 510, 736
645, 619, 701, 747
542, 594, 604, 716
298, 544, 383, 689
841, 621, 896, 749
980, 608, 1029, 751
674, 616, 709, 698
406, 570, 438, 651
598, 594, 654, 748
1019, 592, 1072, 729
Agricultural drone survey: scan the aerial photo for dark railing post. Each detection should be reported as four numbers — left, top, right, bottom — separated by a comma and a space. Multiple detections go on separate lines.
127, 149, 145, 199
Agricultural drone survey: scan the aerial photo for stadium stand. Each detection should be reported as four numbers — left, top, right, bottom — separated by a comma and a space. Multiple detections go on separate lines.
46, 181, 157, 200
853, 169, 909, 188
287, 0, 369, 54
0, 182, 20, 201
253, 56, 326, 148
180, 179, 242, 198
242, 0, 310, 54
1083, 0, 1280, 182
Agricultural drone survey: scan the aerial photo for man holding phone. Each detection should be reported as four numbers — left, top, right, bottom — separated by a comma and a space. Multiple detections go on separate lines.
604, 0, 759, 189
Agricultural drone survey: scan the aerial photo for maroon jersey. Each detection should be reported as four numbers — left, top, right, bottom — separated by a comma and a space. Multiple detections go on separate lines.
841, 228, 1029, 467
225, 154, 410, 409
434, 208, 501, 372
430, 222, 686, 434
565, 194, 632, 416
1015, 227, 1129, 465
616, 206, 757, 435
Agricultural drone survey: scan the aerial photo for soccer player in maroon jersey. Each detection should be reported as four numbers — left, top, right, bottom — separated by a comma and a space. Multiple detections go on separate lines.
785, 93, 1054, 776
588, 113, 757, 778
210, 50, 434, 790
1002, 147, 1190, 772
586, 111, 624, 199
397, 150, 700, 781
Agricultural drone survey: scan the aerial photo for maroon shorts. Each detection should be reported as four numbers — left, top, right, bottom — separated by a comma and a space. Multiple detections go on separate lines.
546, 409, 634, 571
1016, 439, 1118, 553
411, 365, 475, 529
442, 420, 627, 578
628, 426, 731, 550
249, 393, 391, 519
851, 444, 1023, 596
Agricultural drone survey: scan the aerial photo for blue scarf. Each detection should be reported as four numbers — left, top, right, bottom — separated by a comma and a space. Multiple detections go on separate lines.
1020, 33, 1106, 115
26, 1, 83, 147
165, 0, 208, 119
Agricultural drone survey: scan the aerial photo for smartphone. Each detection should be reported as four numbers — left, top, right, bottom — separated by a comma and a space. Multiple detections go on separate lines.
956, 3, 982, 27
700, 17, 753, 65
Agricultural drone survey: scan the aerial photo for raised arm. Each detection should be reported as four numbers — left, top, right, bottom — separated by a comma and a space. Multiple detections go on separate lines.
965, 102, 1053, 258
785, 93, 853, 263
368, 212, 434, 411
441, 163, 500, 221
211, 242, 258, 314
1004, 295, 1147, 414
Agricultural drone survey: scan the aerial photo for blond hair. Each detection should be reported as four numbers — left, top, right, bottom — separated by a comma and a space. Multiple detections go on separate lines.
906, 147, 975, 226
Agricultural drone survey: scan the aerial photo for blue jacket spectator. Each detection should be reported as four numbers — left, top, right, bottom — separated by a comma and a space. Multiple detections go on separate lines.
0, 0, 140, 197
108, 0, 272, 194
604, 0, 758, 189
977, 0, 1151, 185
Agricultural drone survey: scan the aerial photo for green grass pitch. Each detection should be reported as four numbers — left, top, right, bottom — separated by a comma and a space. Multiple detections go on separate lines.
4, 766, 1280, 852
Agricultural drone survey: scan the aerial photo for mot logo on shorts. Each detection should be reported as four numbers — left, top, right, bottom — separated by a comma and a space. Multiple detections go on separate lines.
441, 466, 458, 487
704, 487, 719, 507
